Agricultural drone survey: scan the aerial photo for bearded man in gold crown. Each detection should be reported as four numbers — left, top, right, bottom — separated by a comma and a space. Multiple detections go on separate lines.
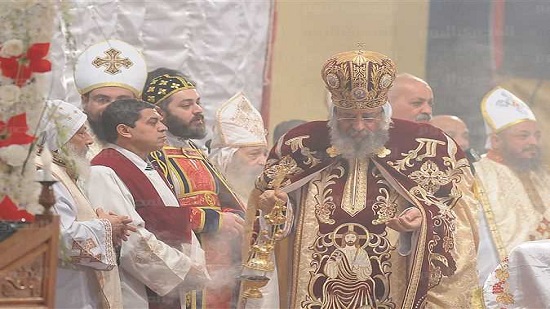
241, 50, 481, 309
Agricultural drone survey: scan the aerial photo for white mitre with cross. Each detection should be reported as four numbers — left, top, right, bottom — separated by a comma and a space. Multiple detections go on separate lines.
481, 86, 536, 134
481, 87, 537, 148
74, 39, 147, 97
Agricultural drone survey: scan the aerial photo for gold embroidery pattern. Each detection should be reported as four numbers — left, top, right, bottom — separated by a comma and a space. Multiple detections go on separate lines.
231, 98, 265, 141
372, 186, 398, 225
409, 160, 448, 195
71, 238, 102, 264
98, 218, 116, 266
388, 138, 445, 172
263, 155, 303, 189
311, 165, 344, 225
427, 207, 460, 288
375, 146, 391, 158
386, 135, 470, 291
303, 223, 393, 309
490, 259, 514, 306
285, 135, 321, 168
428, 260, 443, 288
529, 217, 550, 240
133, 238, 164, 264
255, 158, 278, 190
92, 47, 133, 75
326, 145, 340, 158
341, 158, 369, 217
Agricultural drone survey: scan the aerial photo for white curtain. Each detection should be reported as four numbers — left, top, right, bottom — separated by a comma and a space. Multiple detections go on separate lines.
49, 0, 274, 140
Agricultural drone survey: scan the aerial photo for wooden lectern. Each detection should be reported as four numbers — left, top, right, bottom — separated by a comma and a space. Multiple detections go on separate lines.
0, 181, 59, 308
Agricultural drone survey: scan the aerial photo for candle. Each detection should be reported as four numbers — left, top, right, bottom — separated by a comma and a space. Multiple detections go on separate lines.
41, 147, 53, 181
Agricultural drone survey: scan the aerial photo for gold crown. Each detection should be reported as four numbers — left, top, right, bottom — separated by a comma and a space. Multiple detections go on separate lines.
142, 74, 195, 105
321, 50, 397, 109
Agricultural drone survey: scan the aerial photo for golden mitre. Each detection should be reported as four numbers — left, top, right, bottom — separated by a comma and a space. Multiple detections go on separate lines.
321, 50, 397, 109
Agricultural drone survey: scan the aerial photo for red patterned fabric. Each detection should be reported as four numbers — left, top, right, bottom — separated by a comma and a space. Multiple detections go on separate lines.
150, 144, 243, 309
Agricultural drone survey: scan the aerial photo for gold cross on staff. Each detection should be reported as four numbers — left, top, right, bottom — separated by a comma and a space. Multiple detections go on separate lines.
92, 48, 133, 75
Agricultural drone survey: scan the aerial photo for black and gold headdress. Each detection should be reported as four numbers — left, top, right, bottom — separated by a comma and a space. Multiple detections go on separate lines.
142, 74, 195, 105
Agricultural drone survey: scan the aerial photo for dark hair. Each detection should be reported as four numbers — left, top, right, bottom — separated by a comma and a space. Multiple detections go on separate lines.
100, 99, 156, 143
143, 67, 196, 110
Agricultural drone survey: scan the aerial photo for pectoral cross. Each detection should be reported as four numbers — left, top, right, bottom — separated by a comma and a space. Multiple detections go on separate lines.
92, 48, 133, 75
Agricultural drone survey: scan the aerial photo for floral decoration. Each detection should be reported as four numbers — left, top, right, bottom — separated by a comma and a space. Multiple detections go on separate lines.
0, 0, 56, 219
0, 42, 52, 87
0, 113, 35, 147
0, 196, 34, 222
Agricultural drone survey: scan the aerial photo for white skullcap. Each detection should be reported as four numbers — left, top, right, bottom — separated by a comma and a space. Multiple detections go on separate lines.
40, 100, 87, 151
74, 39, 147, 97
208, 92, 267, 174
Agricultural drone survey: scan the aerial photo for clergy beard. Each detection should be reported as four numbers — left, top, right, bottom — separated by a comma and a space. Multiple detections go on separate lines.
502, 148, 542, 172
59, 144, 91, 183
328, 117, 390, 160
225, 161, 263, 202
88, 119, 105, 142
165, 111, 207, 140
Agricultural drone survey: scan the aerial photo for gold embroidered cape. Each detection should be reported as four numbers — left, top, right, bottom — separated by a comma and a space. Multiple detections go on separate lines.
244, 119, 480, 309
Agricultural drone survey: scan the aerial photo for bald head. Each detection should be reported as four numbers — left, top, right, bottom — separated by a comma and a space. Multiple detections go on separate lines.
388, 73, 434, 123
430, 115, 470, 150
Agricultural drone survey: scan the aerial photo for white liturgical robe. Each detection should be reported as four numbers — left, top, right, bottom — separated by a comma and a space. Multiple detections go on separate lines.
42, 166, 120, 309
86, 144, 208, 309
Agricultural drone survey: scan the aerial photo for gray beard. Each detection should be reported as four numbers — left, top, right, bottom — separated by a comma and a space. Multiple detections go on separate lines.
59, 144, 91, 184
328, 117, 390, 160
225, 164, 263, 203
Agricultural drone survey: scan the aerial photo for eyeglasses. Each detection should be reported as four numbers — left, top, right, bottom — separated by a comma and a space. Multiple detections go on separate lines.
335, 112, 383, 124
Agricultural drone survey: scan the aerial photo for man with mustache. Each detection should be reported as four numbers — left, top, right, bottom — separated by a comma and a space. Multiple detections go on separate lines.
37, 100, 135, 309
142, 68, 245, 309
240, 50, 480, 308
388, 73, 434, 123
74, 39, 147, 158
474, 87, 550, 285
86, 99, 209, 309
